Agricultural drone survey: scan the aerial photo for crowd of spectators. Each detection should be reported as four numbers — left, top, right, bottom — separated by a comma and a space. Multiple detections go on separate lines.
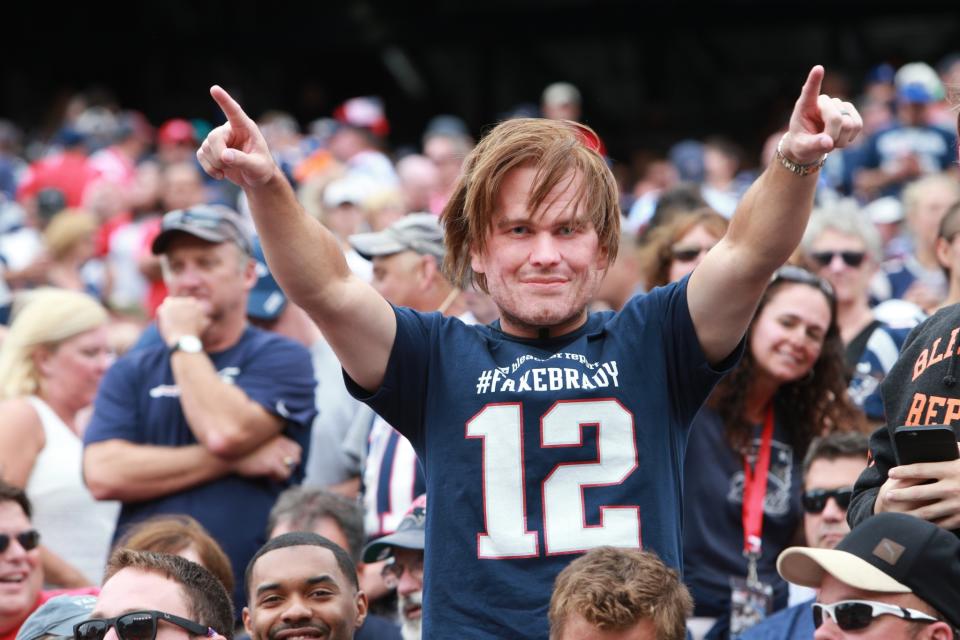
0, 54, 958, 640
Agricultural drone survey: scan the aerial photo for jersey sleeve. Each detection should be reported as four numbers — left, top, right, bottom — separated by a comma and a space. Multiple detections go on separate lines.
848, 424, 894, 528
620, 276, 744, 426
84, 356, 144, 445
238, 336, 317, 430
343, 305, 436, 443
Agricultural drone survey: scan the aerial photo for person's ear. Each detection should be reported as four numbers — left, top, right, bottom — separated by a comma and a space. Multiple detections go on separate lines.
936, 237, 953, 271
32, 346, 54, 378
925, 620, 954, 640
419, 255, 439, 288
354, 590, 369, 629
241, 606, 253, 638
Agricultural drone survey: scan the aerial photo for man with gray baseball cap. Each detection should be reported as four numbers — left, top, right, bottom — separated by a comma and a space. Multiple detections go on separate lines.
83, 203, 317, 616
150, 204, 253, 257
778, 512, 960, 638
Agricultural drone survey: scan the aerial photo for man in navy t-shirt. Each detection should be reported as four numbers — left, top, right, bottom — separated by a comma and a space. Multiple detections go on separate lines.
196, 66, 862, 639
82, 205, 316, 612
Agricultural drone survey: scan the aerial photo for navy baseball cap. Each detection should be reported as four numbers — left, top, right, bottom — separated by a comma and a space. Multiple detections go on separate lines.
151, 205, 253, 256
16, 594, 97, 640
362, 494, 426, 562
778, 513, 960, 627
247, 238, 288, 321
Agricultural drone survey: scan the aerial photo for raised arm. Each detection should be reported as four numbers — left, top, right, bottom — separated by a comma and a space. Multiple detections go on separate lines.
688, 66, 863, 364
196, 87, 396, 392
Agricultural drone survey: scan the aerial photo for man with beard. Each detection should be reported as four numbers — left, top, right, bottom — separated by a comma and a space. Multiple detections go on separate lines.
243, 532, 367, 640
362, 496, 426, 640
740, 432, 869, 639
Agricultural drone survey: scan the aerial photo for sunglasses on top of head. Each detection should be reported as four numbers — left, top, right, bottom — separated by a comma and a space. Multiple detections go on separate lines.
801, 487, 853, 513
0, 529, 40, 553
813, 600, 939, 631
809, 250, 866, 268
74, 610, 215, 640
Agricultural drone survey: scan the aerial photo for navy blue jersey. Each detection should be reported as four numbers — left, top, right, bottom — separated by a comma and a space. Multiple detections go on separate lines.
346, 278, 739, 639
84, 326, 316, 611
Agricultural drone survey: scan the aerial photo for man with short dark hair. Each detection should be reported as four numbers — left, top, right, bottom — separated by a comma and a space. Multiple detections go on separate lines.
83, 549, 232, 640
548, 546, 692, 640
267, 487, 399, 640
243, 533, 367, 640
778, 513, 960, 638
83, 205, 317, 612
741, 432, 869, 639
362, 495, 426, 640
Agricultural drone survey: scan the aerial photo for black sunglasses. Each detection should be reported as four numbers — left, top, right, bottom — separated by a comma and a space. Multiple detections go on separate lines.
809, 250, 866, 268
74, 610, 215, 640
813, 600, 938, 631
0, 529, 40, 553
802, 487, 853, 513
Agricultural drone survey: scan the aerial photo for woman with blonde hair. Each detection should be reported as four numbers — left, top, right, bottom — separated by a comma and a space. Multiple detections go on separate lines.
42, 209, 107, 298
0, 288, 117, 586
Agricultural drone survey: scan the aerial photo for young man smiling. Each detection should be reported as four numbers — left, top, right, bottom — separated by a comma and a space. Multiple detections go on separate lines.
197, 66, 862, 639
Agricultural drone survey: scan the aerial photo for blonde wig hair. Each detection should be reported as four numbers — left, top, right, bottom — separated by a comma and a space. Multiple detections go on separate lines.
0, 288, 108, 398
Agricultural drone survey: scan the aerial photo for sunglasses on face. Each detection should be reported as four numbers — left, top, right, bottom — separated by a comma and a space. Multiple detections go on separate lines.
671, 245, 715, 263
0, 529, 40, 553
813, 600, 939, 631
801, 487, 853, 513
809, 250, 866, 268
74, 610, 215, 640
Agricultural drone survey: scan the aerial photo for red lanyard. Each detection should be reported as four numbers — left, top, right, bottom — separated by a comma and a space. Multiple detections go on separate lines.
741, 405, 775, 557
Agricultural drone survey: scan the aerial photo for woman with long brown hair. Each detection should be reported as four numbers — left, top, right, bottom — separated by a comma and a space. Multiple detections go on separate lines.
682, 266, 864, 639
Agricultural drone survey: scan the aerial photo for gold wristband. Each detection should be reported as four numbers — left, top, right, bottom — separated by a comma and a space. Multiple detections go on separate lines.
776, 135, 826, 176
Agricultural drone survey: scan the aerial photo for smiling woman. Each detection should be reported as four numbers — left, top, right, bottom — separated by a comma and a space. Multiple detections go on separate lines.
681, 267, 865, 638
0, 288, 118, 588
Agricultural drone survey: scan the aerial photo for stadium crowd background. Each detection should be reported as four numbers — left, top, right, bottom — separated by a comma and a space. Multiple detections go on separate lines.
0, 15, 960, 638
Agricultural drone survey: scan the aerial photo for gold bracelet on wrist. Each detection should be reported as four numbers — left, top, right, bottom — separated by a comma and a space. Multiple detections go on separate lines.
776, 135, 827, 177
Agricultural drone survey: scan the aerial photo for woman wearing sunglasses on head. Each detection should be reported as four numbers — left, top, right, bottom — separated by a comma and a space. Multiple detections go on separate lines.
801, 200, 917, 426
638, 208, 729, 291
0, 289, 118, 588
683, 266, 866, 640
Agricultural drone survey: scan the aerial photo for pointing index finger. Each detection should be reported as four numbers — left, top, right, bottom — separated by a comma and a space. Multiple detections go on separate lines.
797, 65, 825, 110
210, 85, 250, 129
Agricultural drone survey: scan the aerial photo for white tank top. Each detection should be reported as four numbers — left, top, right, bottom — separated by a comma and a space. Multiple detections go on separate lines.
25, 396, 119, 585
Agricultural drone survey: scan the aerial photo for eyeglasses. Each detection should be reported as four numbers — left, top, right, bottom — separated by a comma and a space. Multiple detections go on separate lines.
380, 556, 424, 590
809, 251, 866, 268
802, 487, 853, 513
671, 244, 715, 263
0, 529, 40, 553
771, 265, 835, 300
74, 610, 215, 640
813, 600, 939, 631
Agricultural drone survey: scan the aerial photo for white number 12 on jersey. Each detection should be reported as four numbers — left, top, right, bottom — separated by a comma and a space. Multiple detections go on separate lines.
465, 399, 639, 558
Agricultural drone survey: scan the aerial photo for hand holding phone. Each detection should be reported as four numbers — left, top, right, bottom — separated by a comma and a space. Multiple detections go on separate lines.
893, 425, 960, 467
